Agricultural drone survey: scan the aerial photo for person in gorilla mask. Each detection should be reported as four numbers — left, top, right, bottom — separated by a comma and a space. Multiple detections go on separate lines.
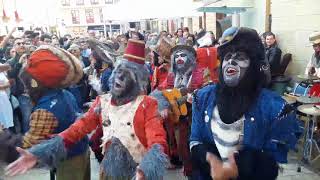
190, 27, 300, 180
5, 39, 168, 180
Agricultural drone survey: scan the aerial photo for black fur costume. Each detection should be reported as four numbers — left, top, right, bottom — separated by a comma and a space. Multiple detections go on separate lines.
191, 27, 280, 180
216, 27, 267, 124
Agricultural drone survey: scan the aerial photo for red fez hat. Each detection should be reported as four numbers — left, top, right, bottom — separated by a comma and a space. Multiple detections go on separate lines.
123, 39, 145, 64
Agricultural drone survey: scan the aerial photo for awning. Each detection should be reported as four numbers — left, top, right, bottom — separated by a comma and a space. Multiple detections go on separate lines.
197, 6, 249, 14
197, 0, 253, 14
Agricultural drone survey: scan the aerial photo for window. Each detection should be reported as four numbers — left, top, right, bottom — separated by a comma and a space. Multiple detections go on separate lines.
76, 0, 84, 5
105, 0, 113, 4
99, 8, 104, 23
71, 10, 80, 24
85, 9, 95, 23
61, 0, 70, 6
90, 0, 99, 5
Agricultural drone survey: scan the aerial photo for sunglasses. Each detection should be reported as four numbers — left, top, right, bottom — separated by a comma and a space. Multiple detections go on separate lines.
313, 43, 320, 48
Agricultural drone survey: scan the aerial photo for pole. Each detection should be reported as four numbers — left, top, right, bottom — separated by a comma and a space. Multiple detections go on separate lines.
203, 12, 207, 29
5, 26, 9, 34
50, 168, 56, 180
232, 13, 240, 27
104, 22, 107, 38
109, 22, 112, 38
265, 0, 271, 32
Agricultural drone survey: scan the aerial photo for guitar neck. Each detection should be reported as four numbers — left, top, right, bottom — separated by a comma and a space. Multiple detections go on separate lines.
176, 95, 188, 106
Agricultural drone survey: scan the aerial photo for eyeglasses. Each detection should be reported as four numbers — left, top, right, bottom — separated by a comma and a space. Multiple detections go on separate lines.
44, 40, 52, 43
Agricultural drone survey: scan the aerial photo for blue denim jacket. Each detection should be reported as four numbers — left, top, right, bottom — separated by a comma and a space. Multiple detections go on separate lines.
33, 89, 89, 158
190, 85, 300, 163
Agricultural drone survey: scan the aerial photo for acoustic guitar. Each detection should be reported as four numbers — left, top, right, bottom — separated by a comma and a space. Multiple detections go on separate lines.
162, 88, 188, 124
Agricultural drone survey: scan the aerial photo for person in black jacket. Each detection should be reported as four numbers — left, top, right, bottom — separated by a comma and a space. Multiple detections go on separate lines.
265, 32, 282, 76
7, 38, 33, 134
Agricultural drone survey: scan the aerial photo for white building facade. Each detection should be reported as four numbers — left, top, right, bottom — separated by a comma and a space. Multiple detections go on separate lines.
59, 0, 122, 37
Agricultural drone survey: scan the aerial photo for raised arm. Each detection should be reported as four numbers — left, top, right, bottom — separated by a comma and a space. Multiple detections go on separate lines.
0, 27, 15, 49
59, 97, 102, 147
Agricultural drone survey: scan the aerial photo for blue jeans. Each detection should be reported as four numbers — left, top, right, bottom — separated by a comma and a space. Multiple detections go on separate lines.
18, 95, 33, 134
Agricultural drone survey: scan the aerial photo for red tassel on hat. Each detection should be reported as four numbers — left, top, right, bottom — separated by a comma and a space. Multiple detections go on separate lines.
14, 10, 22, 23
12, 0, 22, 23
2, 9, 10, 22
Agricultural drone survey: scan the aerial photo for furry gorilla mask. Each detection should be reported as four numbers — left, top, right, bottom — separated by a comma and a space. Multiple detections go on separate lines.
216, 27, 267, 124
170, 45, 196, 88
222, 51, 250, 87
109, 59, 149, 103
171, 45, 196, 74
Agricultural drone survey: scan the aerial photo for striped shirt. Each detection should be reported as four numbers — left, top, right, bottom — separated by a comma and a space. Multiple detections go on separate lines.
211, 106, 243, 161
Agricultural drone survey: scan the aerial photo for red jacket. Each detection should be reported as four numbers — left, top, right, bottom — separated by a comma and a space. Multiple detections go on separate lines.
190, 47, 220, 90
151, 64, 170, 90
59, 95, 168, 154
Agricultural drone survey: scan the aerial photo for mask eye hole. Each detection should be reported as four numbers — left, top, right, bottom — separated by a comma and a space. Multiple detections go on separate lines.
224, 53, 232, 60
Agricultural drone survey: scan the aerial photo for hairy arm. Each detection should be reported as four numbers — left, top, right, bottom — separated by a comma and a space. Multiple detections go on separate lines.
0, 27, 15, 49
144, 97, 168, 151
139, 96, 169, 179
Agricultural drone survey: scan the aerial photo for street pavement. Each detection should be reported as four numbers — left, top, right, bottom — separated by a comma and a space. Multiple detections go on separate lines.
1, 150, 319, 180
